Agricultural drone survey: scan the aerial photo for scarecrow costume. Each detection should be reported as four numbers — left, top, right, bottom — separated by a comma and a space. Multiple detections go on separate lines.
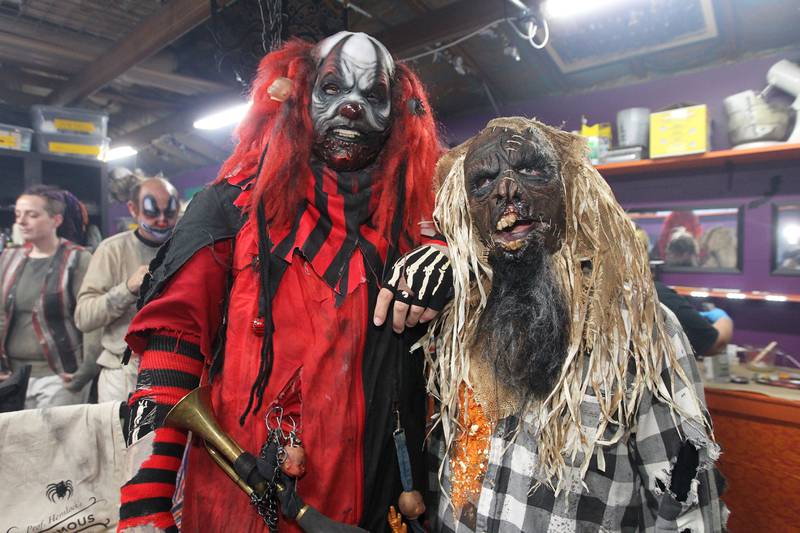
423, 117, 727, 532
119, 33, 445, 533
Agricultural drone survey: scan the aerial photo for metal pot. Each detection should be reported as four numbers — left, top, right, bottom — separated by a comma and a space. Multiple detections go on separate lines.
723, 90, 790, 146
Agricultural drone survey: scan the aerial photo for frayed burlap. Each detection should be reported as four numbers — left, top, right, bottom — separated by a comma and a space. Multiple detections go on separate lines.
421, 117, 708, 493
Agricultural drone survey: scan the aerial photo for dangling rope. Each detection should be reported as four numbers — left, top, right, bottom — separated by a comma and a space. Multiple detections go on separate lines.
240, 146, 277, 425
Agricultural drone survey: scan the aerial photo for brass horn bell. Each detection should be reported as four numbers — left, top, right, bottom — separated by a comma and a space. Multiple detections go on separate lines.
164, 386, 268, 497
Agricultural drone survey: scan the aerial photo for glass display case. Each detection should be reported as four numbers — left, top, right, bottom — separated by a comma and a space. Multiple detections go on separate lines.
629, 205, 743, 272
773, 201, 800, 275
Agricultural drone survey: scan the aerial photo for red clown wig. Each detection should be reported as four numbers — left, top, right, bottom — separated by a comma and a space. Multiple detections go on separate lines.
216, 38, 442, 250
656, 210, 703, 257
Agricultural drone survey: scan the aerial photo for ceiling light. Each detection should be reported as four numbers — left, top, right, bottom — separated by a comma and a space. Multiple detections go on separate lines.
782, 224, 800, 246
193, 102, 252, 130
689, 291, 709, 298
765, 295, 788, 302
506, 0, 529, 12
725, 293, 747, 300
543, 0, 626, 19
105, 146, 137, 161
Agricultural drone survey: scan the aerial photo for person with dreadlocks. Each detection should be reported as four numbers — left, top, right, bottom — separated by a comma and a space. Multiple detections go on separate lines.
119, 32, 449, 532
0, 186, 93, 409
422, 117, 727, 532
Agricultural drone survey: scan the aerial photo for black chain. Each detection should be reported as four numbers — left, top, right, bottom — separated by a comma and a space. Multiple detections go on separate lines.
253, 426, 286, 531
250, 489, 277, 531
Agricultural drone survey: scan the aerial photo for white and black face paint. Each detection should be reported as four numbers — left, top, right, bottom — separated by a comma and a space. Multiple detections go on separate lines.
311, 32, 395, 171
138, 194, 178, 242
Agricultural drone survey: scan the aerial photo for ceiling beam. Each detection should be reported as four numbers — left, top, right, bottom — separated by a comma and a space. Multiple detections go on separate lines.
90, 90, 182, 111
376, 0, 510, 58
0, 31, 229, 95
111, 92, 241, 148
152, 136, 215, 166
47, 0, 236, 106
5, 66, 66, 90
0, 85, 42, 107
173, 133, 230, 162
405, 0, 505, 110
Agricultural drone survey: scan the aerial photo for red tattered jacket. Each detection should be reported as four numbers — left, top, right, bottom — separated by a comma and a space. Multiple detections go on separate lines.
120, 166, 432, 533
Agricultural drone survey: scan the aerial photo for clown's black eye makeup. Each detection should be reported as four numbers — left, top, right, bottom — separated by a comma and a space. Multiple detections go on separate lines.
364, 85, 387, 103
142, 195, 159, 217
141, 194, 178, 219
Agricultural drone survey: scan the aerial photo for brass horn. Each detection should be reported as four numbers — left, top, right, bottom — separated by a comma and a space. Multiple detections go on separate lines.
164, 386, 268, 497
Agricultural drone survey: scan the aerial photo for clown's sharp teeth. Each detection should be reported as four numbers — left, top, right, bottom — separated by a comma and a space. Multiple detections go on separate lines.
334, 128, 361, 139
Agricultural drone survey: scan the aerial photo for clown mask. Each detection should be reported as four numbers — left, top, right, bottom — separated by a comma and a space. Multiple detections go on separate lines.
310, 32, 395, 171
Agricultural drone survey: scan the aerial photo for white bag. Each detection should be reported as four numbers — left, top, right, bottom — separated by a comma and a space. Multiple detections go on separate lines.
0, 401, 127, 532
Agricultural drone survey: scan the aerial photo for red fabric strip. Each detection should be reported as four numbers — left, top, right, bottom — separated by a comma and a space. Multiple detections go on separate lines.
120, 482, 177, 502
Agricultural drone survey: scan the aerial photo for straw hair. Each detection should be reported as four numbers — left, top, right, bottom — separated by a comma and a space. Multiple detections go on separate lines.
423, 117, 706, 492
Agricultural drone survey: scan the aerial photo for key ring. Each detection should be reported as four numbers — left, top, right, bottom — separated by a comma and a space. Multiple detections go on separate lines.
265, 405, 284, 436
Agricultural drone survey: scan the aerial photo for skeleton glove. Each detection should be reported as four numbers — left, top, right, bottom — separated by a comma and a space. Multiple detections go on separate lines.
384, 245, 453, 311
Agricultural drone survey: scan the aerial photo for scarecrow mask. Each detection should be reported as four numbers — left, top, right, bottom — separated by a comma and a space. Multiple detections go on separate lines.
464, 126, 566, 257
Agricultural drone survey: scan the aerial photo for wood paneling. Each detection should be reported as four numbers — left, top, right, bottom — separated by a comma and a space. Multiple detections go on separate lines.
705, 389, 800, 532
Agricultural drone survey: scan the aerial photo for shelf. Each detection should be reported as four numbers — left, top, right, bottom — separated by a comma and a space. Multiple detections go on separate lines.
671, 285, 800, 303
0, 146, 108, 235
0, 147, 104, 167
596, 143, 800, 177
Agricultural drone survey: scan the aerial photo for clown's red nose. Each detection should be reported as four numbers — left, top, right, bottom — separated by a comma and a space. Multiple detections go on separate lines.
339, 102, 364, 120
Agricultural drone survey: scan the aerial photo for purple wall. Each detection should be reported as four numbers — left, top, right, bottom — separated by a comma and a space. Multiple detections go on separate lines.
613, 165, 800, 360
169, 164, 220, 194
442, 50, 799, 149
442, 49, 800, 361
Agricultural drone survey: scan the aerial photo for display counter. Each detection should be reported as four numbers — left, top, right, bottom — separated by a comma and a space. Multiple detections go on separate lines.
702, 363, 800, 532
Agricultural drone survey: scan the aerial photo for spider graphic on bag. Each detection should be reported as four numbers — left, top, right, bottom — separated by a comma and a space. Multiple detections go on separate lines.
46, 480, 73, 502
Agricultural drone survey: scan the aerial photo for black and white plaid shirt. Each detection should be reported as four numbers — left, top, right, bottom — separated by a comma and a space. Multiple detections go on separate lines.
429, 307, 728, 533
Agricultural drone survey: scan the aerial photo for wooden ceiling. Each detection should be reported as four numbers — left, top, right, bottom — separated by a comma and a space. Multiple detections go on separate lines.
0, 0, 798, 176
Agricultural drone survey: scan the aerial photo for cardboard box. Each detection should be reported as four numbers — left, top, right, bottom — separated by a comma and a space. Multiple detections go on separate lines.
649, 104, 708, 158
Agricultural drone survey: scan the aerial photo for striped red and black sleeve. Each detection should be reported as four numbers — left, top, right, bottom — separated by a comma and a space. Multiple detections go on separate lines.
118, 334, 203, 532
118, 242, 232, 532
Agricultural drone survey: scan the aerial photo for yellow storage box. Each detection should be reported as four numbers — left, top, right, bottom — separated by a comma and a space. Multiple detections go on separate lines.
649, 104, 708, 158
580, 121, 612, 165
0, 123, 33, 152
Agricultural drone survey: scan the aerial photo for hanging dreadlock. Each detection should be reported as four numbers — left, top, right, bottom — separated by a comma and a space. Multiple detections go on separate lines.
58, 190, 89, 246
422, 117, 711, 493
